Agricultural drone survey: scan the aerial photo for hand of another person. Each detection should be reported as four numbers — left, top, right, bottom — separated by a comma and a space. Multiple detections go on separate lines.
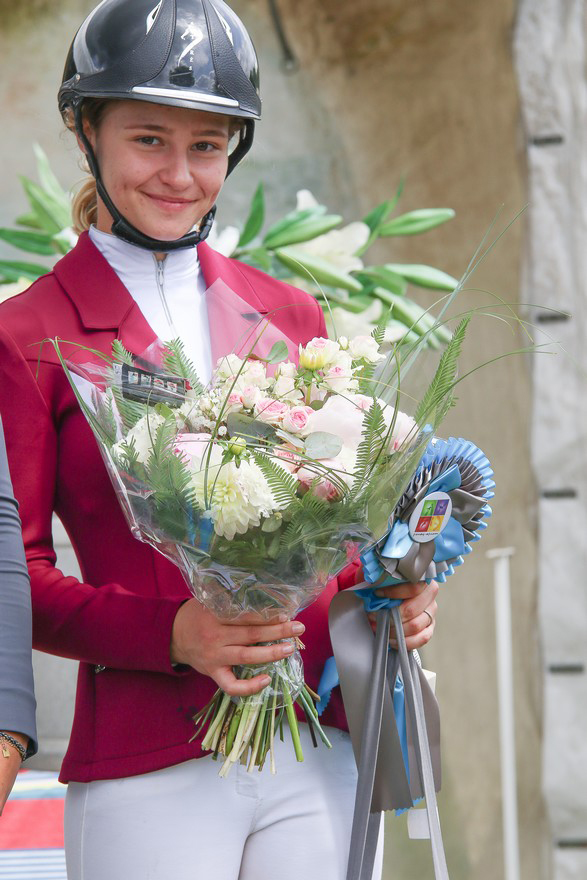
170, 599, 305, 697
0, 731, 27, 816
366, 580, 438, 651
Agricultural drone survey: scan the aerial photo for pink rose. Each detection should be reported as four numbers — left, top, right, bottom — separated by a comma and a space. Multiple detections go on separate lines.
254, 397, 290, 425
226, 391, 243, 413
322, 364, 356, 393
282, 405, 314, 434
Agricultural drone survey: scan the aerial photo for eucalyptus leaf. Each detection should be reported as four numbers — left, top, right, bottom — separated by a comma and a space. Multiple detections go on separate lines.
304, 431, 343, 459
226, 413, 276, 443
379, 208, 455, 237
274, 428, 305, 449
238, 183, 265, 248
261, 513, 283, 533
265, 340, 289, 364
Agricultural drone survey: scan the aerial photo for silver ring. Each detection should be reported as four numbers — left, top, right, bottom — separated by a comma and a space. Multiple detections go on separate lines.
423, 609, 434, 628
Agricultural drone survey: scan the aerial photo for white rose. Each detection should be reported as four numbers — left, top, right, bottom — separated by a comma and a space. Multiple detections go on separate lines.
242, 360, 270, 388
273, 375, 303, 403
299, 337, 340, 370
321, 364, 358, 394
240, 384, 262, 410
276, 360, 298, 380
348, 335, 385, 363
216, 354, 244, 379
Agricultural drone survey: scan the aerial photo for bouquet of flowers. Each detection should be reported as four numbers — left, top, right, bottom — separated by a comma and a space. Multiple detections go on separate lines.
55, 282, 467, 776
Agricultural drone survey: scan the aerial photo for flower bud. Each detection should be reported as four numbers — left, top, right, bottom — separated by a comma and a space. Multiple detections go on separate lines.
228, 436, 247, 457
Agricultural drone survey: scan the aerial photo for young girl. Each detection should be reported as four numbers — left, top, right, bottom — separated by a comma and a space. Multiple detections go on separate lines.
0, 1, 437, 876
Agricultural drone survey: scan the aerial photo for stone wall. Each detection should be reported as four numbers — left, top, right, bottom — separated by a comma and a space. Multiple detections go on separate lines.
0, 2, 549, 878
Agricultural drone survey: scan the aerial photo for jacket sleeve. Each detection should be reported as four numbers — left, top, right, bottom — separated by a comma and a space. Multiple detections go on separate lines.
0, 324, 186, 676
0, 417, 38, 756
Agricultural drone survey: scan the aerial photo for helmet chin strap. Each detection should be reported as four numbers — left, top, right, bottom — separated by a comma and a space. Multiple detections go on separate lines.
74, 102, 217, 252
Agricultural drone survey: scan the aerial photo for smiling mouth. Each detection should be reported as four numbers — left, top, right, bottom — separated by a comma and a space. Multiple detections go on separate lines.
143, 193, 196, 209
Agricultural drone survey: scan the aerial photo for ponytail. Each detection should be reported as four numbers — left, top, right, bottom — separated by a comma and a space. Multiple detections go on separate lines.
72, 176, 98, 234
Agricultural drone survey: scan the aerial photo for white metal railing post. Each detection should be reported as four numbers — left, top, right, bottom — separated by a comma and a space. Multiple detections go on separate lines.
486, 546, 520, 880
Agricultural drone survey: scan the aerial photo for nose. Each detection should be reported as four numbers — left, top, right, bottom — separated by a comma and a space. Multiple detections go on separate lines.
158, 147, 194, 190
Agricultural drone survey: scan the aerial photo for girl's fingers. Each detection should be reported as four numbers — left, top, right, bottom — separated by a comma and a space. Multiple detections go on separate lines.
214, 666, 272, 697
235, 619, 305, 646
226, 640, 295, 667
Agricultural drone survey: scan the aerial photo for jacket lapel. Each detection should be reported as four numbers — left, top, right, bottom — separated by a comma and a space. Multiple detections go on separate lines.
54, 231, 159, 359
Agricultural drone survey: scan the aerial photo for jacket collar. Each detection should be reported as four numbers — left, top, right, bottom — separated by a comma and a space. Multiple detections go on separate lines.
54, 232, 270, 363
54, 232, 267, 331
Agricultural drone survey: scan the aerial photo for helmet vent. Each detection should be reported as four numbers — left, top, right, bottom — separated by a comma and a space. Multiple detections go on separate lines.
146, 1, 163, 35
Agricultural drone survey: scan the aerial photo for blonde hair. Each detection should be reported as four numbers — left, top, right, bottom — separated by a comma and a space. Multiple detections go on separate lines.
72, 175, 98, 234
64, 100, 245, 234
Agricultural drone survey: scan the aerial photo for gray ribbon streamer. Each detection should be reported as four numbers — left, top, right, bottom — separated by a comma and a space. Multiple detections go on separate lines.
393, 606, 449, 879
330, 588, 446, 880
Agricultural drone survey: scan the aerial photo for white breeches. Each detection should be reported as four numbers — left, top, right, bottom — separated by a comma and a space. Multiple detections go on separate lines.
64, 725, 383, 880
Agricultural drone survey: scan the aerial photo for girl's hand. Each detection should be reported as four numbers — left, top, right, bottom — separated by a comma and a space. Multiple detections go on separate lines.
170, 599, 305, 697
0, 731, 27, 815
366, 580, 438, 651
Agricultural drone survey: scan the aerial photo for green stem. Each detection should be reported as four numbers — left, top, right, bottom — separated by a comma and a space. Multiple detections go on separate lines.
282, 681, 304, 762
201, 692, 232, 751
269, 687, 278, 774
248, 689, 270, 771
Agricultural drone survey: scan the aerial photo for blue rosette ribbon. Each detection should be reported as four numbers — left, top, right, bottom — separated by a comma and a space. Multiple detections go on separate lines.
319, 437, 494, 810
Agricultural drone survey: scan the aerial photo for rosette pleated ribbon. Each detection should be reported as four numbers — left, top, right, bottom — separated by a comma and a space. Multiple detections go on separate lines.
327, 437, 494, 880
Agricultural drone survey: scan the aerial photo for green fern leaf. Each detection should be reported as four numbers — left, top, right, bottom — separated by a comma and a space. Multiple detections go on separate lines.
163, 338, 204, 394
413, 316, 470, 430
112, 339, 134, 366
111, 383, 150, 430
249, 449, 302, 509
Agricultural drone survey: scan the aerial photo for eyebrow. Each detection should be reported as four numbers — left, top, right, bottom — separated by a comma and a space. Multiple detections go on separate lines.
124, 123, 229, 138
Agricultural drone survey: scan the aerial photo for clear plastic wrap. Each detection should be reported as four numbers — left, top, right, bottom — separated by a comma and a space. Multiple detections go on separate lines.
56, 280, 426, 772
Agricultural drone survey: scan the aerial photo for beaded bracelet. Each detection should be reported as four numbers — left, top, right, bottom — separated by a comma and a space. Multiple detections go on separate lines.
0, 732, 27, 762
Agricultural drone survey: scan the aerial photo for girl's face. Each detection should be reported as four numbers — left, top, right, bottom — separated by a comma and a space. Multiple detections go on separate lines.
83, 100, 231, 241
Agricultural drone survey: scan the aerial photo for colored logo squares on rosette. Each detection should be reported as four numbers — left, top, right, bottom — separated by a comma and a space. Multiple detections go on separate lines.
408, 492, 453, 543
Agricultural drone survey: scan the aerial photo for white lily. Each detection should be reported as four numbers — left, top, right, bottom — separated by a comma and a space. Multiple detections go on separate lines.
293, 221, 370, 274
206, 224, 240, 257
296, 189, 322, 211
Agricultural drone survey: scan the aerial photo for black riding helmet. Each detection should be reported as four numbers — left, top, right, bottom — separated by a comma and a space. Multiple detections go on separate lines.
59, 0, 262, 251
